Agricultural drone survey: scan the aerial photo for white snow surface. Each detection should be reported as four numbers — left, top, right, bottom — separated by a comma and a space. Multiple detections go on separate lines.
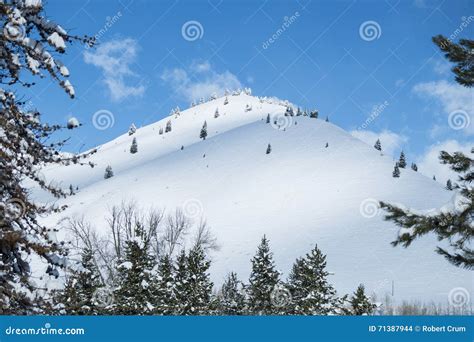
34, 94, 472, 303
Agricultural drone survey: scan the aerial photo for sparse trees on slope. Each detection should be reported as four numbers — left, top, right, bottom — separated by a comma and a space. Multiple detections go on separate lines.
165, 120, 172, 133
287, 245, 341, 315
200, 121, 208, 140
248, 236, 280, 315
55, 248, 103, 315
214, 108, 220, 118
350, 284, 375, 315
0, 0, 95, 313
392, 164, 400, 178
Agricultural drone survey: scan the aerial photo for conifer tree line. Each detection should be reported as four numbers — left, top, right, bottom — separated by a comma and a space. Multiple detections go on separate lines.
52, 219, 376, 316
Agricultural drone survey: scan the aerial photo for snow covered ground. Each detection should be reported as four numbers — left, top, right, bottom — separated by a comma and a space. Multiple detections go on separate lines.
33, 93, 472, 303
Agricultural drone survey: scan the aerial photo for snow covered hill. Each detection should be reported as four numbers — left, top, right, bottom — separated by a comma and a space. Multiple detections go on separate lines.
35, 93, 472, 303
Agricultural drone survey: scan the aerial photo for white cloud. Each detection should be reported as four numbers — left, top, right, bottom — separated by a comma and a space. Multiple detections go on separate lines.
412, 80, 473, 134
417, 140, 472, 185
161, 61, 242, 102
350, 129, 408, 157
84, 38, 145, 102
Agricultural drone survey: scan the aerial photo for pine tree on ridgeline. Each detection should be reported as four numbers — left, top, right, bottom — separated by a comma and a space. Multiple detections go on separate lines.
350, 284, 376, 315
287, 244, 342, 315
411, 163, 418, 172
310, 110, 319, 119
247, 236, 280, 315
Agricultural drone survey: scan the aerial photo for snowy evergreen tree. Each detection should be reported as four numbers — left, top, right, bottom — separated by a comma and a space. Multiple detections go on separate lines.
325, 116, 329, 122
113, 224, 156, 314
296, 107, 302, 116
350, 284, 375, 315
245, 104, 252, 112
104, 165, 114, 179
224, 97, 229, 105
0, 0, 95, 313
128, 123, 137, 136
247, 236, 280, 315
325, 142, 329, 148
382, 149, 474, 269
433, 175, 437, 181
69, 184, 75, 195
159, 127, 164, 135
218, 272, 246, 315
165, 120, 172, 133
446, 179, 453, 190
173, 250, 189, 315
154, 255, 175, 315
285, 106, 294, 116
287, 245, 341, 315
266, 114, 270, 124
398, 151, 407, 168
310, 110, 319, 119
374, 139, 382, 151
200, 121, 208, 140
392, 164, 400, 178
214, 108, 220, 118
411, 163, 418, 171
130, 137, 138, 154
266, 144, 272, 155
55, 249, 103, 315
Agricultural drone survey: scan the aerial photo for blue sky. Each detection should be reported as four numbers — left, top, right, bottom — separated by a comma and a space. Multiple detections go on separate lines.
24, 0, 473, 180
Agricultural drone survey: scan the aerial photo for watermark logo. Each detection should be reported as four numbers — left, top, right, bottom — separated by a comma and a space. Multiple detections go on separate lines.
182, 198, 204, 219
448, 109, 470, 130
3, 22, 26, 41
270, 113, 293, 131
359, 198, 380, 218
262, 11, 300, 49
448, 287, 470, 308
181, 21, 204, 41
92, 109, 115, 130
270, 284, 292, 307
359, 21, 382, 42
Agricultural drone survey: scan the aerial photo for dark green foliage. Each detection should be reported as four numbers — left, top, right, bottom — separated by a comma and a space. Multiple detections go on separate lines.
154, 255, 176, 315
432, 35, 474, 87
381, 149, 474, 269
310, 110, 318, 119
350, 284, 375, 315
56, 249, 103, 315
266, 144, 272, 154
218, 272, 246, 315
248, 236, 280, 315
113, 225, 156, 314
411, 163, 418, 172
104, 165, 114, 179
446, 179, 453, 190
287, 245, 341, 315
165, 120, 172, 133
266, 114, 270, 123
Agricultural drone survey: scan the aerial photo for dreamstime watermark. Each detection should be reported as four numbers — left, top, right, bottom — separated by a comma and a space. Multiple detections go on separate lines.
92, 109, 115, 130
440, 16, 474, 49
182, 198, 204, 219
85, 11, 123, 48
448, 287, 470, 308
262, 11, 300, 49
92, 287, 115, 307
358, 101, 389, 130
3, 22, 26, 41
448, 109, 470, 131
270, 113, 293, 130
359, 198, 380, 219
181, 20, 204, 41
270, 284, 292, 308
359, 20, 382, 42
5, 322, 85, 336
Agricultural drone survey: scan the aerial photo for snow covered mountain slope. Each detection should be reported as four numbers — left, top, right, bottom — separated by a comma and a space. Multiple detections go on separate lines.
36, 93, 471, 303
